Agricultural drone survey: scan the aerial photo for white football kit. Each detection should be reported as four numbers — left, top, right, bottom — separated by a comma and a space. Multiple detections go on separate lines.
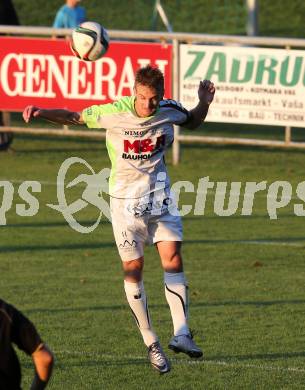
82, 96, 191, 260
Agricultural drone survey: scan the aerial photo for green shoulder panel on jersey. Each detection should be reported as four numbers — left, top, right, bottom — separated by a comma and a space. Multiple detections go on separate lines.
82, 96, 135, 128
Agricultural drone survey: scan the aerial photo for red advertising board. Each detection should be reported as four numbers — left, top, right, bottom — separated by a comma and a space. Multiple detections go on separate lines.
0, 37, 172, 111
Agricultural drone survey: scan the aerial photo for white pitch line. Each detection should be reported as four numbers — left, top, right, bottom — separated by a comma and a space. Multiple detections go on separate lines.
54, 350, 305, 374
203, 360, 305, 374
238, 240, 305, 247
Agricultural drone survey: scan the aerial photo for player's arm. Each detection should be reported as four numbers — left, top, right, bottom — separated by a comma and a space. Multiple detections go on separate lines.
182, 80, 215, 130
31, 344, 54, 390
10, 301, 54, 389
22, 105, 84, 126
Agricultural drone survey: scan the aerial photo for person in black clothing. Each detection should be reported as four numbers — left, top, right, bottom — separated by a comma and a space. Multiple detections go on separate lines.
0, 0, 19, 24
0, 299, 54, 390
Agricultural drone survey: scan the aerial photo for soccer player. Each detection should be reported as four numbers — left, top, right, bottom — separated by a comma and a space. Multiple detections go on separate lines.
0, 298, 54, 389
23, 65, 215, 374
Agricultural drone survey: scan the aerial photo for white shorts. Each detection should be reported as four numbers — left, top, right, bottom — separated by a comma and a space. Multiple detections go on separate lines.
110, 196, 183, 261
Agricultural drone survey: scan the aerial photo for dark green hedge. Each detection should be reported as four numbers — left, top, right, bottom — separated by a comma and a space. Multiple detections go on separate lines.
12, 0, 305, 37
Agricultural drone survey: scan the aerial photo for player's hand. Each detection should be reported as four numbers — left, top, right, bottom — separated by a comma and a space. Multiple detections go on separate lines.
198, 80, 215, 106
22, 105, 42, 123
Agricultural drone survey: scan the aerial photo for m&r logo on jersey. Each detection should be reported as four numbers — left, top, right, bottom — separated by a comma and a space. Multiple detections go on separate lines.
122, 135, 166, 160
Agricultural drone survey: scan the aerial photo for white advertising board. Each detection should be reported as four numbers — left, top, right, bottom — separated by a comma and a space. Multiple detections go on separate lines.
180, 44, 305, 127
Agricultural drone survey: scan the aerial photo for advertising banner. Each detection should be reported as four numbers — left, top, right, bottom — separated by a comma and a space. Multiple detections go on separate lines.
180, 44, 305, 128
0, 37, 172, 112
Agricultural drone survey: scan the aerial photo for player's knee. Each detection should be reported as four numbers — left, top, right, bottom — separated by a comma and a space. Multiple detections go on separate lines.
163, 252, 183, 272
124, 269, 142, 281
122, 258, 143, 281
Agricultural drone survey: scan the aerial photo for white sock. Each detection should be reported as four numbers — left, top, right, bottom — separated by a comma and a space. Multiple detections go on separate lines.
124, 280, 158, 347
164, 272, 190, 336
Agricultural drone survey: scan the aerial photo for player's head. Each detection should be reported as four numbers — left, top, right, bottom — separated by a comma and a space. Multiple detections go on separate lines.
134, 65, 164, 117
67, 0, 81, 7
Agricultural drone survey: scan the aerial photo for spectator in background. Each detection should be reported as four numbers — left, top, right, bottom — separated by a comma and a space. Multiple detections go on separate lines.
0, 0, 19, 25
53, 0, 86, 28
0, 0, 19, 151
0, 298, 54, 389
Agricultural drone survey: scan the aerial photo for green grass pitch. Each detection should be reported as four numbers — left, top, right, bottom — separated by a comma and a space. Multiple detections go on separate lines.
1, 129, 305, 389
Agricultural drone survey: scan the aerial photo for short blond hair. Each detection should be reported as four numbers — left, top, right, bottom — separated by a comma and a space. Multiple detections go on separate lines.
135, 65, 164, 94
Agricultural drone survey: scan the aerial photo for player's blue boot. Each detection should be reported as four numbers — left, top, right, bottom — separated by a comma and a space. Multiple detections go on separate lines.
148, 341, 171, 374
168, 334, 203, 358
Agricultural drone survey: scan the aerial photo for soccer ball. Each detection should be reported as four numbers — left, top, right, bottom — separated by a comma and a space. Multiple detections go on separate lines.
71, 21, 109, 61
